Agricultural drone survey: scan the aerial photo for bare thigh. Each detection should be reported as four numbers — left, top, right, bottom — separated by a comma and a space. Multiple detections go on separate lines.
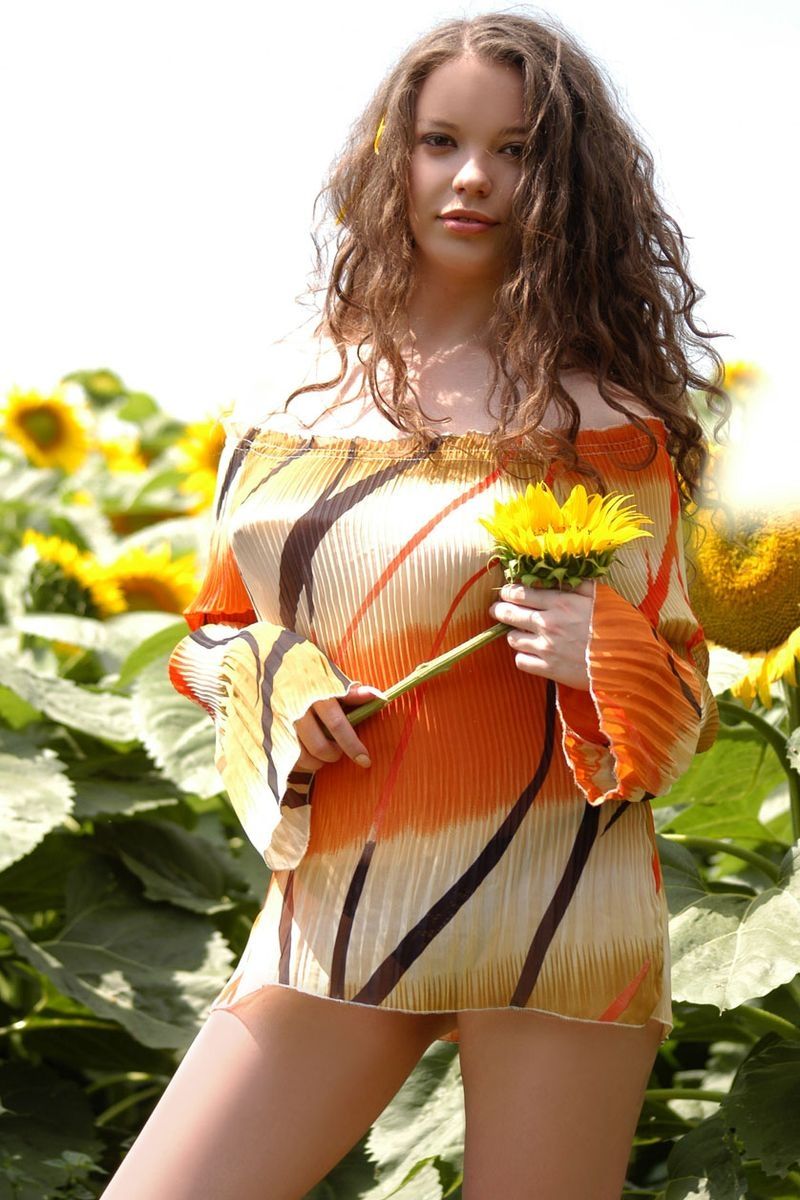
458, 1008, 663, 1200
101, 985, 456, 1200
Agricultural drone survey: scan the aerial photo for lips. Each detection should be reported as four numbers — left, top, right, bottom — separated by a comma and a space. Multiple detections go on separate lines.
439, 212, 497, 225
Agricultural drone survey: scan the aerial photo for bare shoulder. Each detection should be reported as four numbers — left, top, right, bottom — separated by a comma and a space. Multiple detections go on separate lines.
556, 369, 656, 429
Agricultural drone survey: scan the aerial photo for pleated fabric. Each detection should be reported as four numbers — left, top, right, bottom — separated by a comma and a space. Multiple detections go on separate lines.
168, 417, 718, 1044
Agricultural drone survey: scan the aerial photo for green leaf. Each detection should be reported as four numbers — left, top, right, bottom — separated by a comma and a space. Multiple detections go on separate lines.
724, 1033, 800, 1176
99, 819, 252, 914
132, 658, 221, 796
666, 1112, 746, 1199
658, 835, 710, 916
115, 620, 186, 689
0, 857, 235, 1050
0, 684, 41, 729
656, 729, 786, 844
669, 844, 800, 1009
100, 609, 188, 674
787, 728, 800, 773
71, 775, 184, 820
669, 1002, 756, 1045
0, 831, 90, 914
0, 1061, 104, 1200
0, 655, 135, 743
14, 612, 109, 651
362, 1042, 463, 1200
742, 1160, 800, 1197
117, 391, 159, 421
0, 749, 74, 871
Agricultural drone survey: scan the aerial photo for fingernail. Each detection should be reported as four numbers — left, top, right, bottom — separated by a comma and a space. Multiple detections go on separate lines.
355, 753, 371, 768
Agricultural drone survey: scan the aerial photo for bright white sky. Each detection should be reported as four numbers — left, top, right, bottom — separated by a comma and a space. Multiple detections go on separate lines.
1, 0, 797, 449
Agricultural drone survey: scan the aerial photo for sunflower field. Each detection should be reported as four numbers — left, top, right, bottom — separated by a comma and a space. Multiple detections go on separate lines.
0, 365, 798, 1199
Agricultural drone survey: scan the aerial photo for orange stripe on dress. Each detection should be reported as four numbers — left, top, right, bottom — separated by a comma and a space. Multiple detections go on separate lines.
359, 567, 490, 840
598, 957, 652, 1021
331, 464, 505, 661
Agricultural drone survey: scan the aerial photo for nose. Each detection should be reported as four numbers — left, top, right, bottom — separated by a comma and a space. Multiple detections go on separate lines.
451, 154, 492, 197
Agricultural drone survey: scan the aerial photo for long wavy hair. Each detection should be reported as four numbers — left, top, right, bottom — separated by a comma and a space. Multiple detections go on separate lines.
278, 8, 730, 503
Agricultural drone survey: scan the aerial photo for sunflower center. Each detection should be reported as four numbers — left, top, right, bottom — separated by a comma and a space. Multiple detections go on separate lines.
687, 505, 800, 653
19, 406, 63, 448
121, 579, 180, 612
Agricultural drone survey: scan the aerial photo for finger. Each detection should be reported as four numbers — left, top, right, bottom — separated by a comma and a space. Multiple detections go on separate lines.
309, 697, 372, 765
292, 744, 331, 773
294, 710, 344, 764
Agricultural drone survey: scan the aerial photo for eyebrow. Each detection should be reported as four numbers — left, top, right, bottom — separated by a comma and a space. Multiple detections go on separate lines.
417, 118, 528, 136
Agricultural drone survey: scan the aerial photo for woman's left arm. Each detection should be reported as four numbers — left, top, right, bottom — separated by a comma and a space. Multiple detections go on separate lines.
489, 453, 719, 805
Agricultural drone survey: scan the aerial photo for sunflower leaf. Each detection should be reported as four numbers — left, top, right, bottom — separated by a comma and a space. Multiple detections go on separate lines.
362, 1041, 462, 1200
723, 1033, 800, 1177
0, 748, 75, 871
0, 857, 234, 1050
669, 844, 800, 1009
131, 657, 221, 796
0, 654, 135, 743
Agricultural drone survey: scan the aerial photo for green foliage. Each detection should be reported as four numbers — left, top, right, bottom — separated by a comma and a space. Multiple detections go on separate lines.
1, 369, 799, 1197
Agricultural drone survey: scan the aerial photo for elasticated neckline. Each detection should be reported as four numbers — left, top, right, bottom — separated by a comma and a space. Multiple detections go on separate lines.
235, 417, 668, 461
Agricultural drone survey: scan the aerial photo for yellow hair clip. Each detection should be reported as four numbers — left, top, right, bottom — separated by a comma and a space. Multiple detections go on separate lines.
336, 114, 387, 225
373, 113, 386, 155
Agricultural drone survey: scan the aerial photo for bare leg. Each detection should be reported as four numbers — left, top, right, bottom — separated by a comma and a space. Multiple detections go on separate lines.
101, 986, 455, 1200
458, 1008, 663, 1200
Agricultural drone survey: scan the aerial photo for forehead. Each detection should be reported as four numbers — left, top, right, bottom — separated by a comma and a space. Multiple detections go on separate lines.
415, 55, 525, 127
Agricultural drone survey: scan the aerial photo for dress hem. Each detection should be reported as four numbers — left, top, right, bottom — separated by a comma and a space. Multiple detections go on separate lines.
206, 979, 673, 1047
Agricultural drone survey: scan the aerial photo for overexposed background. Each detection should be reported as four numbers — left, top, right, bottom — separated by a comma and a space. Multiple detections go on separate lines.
1, 0, 797, 425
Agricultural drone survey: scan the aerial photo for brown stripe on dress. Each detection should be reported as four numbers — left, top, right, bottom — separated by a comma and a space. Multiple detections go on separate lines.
278, 870, 296, 984
215, 426, 259, 519
650, 625, 703, 718
279, 451, 425, 629
509, 798, 602, 1007
189, 627, 243, 650
346, 681, 558, 1006
329, 839, 378, 999
601, 801, 630, 835
240, 440, 317, 508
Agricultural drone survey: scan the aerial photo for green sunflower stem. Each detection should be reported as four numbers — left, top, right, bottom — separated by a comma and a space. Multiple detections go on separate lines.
660, 834, 781, 883
344, 622, 511, 728
784, 680, 800, 842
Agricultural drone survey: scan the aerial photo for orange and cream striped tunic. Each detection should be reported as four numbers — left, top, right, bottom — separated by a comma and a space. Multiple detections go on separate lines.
168, 411, 717, 1045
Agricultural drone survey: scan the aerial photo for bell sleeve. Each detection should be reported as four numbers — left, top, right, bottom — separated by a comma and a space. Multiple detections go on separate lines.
168, 414, 385, 869
555, 441, 719, 805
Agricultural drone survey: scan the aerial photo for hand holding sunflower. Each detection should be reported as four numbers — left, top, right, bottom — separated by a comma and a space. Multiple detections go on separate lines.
489, 579, 595, 690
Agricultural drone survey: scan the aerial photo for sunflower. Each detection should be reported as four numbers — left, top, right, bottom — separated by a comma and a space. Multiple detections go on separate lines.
99, 436, 148, 474
728, 628, 800, 708
1, 384, 94, 473
723, 360, 765, 394
102, 542, 200, 614
21, 530, 125, 618
478, 482, 653, 587
687, 432, 800, 708
174, 418, 226, 513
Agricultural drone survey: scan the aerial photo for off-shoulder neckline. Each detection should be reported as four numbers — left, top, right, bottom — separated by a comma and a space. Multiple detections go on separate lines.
233, 416, 668, 460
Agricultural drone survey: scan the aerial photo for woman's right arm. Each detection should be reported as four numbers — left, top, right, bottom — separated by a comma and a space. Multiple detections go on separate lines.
167, 414, 378, 869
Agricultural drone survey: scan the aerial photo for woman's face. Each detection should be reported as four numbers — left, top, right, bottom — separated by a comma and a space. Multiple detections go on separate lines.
407, 54, 526, 284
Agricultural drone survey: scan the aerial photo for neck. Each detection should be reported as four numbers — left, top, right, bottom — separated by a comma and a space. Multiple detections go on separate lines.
404, 265, 503, 355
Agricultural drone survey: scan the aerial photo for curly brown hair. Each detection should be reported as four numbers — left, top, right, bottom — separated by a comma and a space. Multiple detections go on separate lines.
279, 9, 731, 503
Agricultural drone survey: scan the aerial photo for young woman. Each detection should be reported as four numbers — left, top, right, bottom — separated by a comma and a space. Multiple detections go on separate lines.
103, 12, 725, 1199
